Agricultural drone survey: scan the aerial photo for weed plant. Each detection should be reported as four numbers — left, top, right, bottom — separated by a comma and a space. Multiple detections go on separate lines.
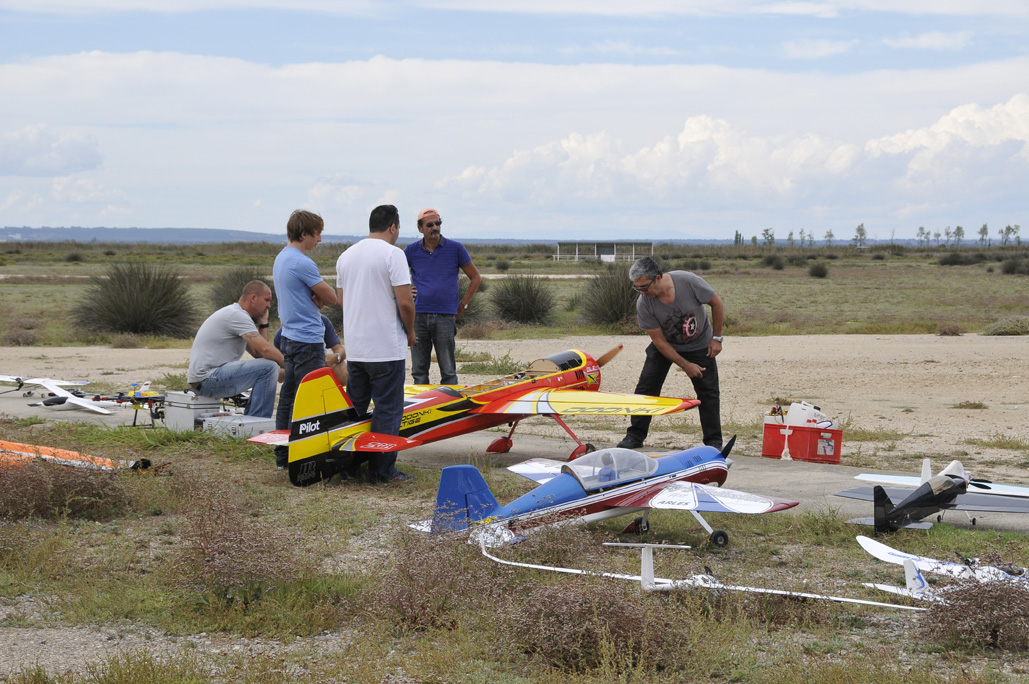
808, 261, 829, 278
579, 264, 638, 327
208, 265, 275, 318
75, 261, 199, 338
459, 351, 523, 374
489, 273, 555, 324
0, 460, 130, 521
922, 578, 1029, 650
981, 315, 1029, 335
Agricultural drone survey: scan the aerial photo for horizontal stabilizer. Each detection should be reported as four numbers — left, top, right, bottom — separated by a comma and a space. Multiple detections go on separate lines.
333, 432, 423, 452
248, 429, 290, 445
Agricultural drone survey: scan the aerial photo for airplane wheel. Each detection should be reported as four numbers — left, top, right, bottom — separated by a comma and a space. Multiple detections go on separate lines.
623, 516, 649, 535
937, 515, 942, 522
569, 443, 592, 460
710, 530, 729, 548
487, 437, 513, 454
972, 518, 977, 527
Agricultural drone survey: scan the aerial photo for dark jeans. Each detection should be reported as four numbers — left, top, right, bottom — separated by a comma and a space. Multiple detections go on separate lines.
411, 313, 458, 385
347, 359, 406, 482
625, 342, 722, 449
274, 338, 326, 468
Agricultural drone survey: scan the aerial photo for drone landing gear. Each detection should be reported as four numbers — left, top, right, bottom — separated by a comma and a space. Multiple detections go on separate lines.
691, 510, 729, 547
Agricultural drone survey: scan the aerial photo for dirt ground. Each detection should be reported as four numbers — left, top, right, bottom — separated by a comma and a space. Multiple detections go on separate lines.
2, 332, 1027, 476
1, 333, 1028, 678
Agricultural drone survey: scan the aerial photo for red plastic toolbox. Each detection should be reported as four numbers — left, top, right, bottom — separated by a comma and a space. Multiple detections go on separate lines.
761, 423, 842, 464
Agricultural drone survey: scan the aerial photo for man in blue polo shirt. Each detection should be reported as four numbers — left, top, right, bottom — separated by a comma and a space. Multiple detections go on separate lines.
404, 208, 481, 385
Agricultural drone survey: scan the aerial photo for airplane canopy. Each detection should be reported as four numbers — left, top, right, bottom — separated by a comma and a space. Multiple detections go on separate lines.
561, 448, 658, 491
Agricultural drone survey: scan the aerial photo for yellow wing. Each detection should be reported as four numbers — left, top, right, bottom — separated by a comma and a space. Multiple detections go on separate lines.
472, 389, 700, 416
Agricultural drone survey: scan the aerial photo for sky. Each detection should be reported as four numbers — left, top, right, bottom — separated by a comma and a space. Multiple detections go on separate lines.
1, 1, 1027, 242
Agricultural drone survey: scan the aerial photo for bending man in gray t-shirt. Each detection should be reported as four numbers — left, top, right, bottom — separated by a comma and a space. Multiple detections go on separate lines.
187, 281, 284, 418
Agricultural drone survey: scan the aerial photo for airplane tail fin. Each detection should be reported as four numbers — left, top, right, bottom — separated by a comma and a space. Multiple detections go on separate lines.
903, 558, 930, 596
920, 458, 932, 484
432, 465, 501, 534
290, 367, 356, 430
873, 486, 895, 534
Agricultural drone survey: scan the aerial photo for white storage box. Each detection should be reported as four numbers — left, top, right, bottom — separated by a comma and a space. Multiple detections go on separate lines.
203, 415, 276, 439
165, 391, 222, 431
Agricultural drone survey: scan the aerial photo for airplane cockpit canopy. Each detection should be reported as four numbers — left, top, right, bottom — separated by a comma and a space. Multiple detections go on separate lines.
561, 448, 657, 491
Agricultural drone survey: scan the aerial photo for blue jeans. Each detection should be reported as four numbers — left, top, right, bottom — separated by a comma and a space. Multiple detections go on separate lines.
347, 359, 406, 482
275, 338, 326, 467
411, 313, 458, 385
200, 358, 279, 418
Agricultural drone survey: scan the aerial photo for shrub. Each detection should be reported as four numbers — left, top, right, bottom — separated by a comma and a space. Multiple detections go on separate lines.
762, 254, 785, 270
937, 324, 963, 336
0, 460, 130, 521
0, 329, 38, 346
579, 265, 638, 327
75, 261, 199, 338
209, 266, 275, 315
922, 578, 1029, 650
939, 252, 987, 266
64, 252, 84, 263
808, 262, 829, 278
495, 259, 510, 272
871, 253, 885, 260
1001, 257, 1029, 275
490, 274, 554, 324
981, 315, 1029, 336
456, 275, 487, 326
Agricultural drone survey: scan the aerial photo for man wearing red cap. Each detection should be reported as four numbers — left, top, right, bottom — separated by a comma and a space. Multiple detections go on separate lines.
403, 208, 481, 385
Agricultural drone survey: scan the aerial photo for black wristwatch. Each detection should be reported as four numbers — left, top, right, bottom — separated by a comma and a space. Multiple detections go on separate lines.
258, 323, 270, 329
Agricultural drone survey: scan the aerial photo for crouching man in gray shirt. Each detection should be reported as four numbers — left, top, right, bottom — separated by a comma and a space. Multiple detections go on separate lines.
187, 280, 284, 417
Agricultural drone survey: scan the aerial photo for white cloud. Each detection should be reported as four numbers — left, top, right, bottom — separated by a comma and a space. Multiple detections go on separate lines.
51, 175, 126, 204
884, 31, 973, 50
0, 124, 101, 176
783, 38, 859, 59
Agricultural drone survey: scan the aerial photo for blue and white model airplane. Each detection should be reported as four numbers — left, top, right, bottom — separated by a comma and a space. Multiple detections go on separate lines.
419, 440, 798, 547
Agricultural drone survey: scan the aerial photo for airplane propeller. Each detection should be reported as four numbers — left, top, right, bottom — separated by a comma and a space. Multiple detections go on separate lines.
595, 345, 623, 367
721, 435, 737, 460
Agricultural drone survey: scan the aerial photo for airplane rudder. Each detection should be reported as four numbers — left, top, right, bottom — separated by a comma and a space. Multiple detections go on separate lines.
873, 486, 893, 534
432, 465, 500, 533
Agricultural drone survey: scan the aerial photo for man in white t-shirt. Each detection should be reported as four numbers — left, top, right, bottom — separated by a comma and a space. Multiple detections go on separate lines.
187, 281, 284, 417
335, 204, 416, 483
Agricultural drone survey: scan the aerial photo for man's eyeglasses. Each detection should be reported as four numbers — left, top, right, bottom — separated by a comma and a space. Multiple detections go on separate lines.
632, 278, 656, 293
423, 220, 442, 228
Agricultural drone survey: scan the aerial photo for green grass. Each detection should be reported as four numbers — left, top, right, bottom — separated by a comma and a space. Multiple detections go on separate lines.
3, 244, 1028, 345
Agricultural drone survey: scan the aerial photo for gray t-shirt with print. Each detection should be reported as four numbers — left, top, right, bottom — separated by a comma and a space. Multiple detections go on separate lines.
636, 270, 715, 353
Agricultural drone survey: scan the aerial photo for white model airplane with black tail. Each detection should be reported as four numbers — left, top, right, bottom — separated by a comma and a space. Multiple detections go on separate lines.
835, 458, 1029, 533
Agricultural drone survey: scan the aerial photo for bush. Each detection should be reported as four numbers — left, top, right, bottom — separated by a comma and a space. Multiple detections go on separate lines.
75, 261, 199, 338
64, 252, 83, 263
456, 275, 488, 326
982, 315, 1029, 336
762, 254, 785, 270
939, 252, 987, 266
490, 274, 554, 324
1001, 257, 1029, 275
579, 265, 637, 327
0, 460, 130, 521
937, 324, 963, 336
209, 266, 276, 316
922, 579, 1029, 650
495, 259, 510, 272
808, 262, 829, 278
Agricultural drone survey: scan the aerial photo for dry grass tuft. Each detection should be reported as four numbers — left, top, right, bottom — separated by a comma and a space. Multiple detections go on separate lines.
167, 465, 310, 600
981, 315, 1029, 336
0, 460, 130, 520
936, 324, 964, 336
922, 578, 1029, 650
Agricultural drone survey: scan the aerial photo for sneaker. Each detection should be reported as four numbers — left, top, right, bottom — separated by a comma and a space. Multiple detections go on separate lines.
616, 436, 644, 449
389, 472, 415, 483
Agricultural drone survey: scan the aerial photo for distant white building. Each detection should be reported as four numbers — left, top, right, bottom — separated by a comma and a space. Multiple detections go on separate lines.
553, 241, 653, 262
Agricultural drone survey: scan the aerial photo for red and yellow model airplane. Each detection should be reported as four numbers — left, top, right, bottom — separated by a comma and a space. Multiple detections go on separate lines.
251, 347, 700, 487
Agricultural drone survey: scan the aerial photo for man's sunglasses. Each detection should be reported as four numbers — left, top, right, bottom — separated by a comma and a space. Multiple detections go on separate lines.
632, 278, 656, 293
423, 220, 442, 228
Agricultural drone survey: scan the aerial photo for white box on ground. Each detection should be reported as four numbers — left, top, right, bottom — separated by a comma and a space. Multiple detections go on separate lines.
165, 391, 222, 431
203, 415, 276, 439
